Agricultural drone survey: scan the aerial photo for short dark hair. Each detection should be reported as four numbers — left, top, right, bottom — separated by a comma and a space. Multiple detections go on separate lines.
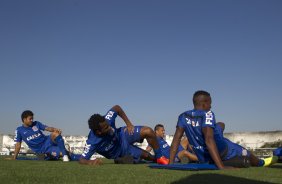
21, 110, 34, 122
88, 114, 105, 132
193, 90, 211, 105
154, 124, 164, 132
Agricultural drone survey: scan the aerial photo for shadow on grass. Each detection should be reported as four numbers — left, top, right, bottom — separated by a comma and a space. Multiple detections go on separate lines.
172, 174, 276, 184
270, 164, 282, 169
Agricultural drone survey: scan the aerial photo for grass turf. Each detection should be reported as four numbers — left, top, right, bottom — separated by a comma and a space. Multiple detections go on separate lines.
0, 157, 282, 184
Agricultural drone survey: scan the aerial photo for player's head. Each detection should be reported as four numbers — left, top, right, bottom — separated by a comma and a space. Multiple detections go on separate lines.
154, 124, 165, 138
193, 90, 212, 111
21, 110, 34, 126
88, 114, 112, 137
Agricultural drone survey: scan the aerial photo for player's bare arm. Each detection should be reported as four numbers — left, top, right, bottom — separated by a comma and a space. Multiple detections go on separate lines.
202, 126, 226, 169
45, 127, 62, 134
13, 142, 22, 160
79, 157, 103, 166
112, 105, 134, 134
169, 126, 184, 164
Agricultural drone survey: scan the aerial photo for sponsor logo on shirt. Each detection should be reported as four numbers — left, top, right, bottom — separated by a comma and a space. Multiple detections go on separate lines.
105, 111, 114, 120
205, 111, 213, 125
163, 143, 169, 149
32, 126, 38, 132
82, 144, 91, 157
26, 133, 42, 141
104, 141, 114, 151
186, 118, 199, 127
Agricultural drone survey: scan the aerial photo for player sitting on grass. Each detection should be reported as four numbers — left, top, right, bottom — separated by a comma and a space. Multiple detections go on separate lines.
170, 90, 278, 169
146, 124, 198, 163
13, 110, 78, 161
79, 105, 169, 166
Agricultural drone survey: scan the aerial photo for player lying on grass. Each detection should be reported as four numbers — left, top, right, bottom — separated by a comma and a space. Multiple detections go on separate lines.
12, 110, 79, 161
146, 124, 198, 163
79, 105, 169, 166
170, 90, 278, 169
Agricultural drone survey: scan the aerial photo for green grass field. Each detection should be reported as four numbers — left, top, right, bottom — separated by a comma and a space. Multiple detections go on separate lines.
0, 157, 281, 184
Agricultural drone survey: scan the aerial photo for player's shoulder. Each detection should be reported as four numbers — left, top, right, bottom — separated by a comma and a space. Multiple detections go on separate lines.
33, 121, 42, 125
87, 131, 102, 144
15, 125, 24, 131
178, 109, 194, 119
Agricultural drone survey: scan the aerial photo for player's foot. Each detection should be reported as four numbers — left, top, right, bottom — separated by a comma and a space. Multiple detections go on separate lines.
156, 156, 169, 165
263, 156, 278, 167
114, 155, 134, 164
63, 155, 70, 162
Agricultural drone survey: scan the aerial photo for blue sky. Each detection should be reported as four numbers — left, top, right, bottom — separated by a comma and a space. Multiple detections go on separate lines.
0, 0, 281, 135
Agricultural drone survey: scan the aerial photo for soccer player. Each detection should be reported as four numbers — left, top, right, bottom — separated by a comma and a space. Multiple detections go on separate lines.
170, 90, 278, 169
79, 105, 169, 165
146, 124, 198, 163
13, 110, 72, 161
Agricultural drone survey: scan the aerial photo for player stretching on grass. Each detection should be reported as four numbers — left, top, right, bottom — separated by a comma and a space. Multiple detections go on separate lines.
146, 124, 198, 163
170, 90, 278, 169
79, 105, 169, 165
13, 110, 77, 161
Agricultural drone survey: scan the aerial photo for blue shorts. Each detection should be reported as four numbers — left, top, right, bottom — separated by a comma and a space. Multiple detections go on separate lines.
40, 136, 61, 160
214, 123, 250, 160
223, 139, 250, 160
119, 126, 144, 161
175, 145, 185, 162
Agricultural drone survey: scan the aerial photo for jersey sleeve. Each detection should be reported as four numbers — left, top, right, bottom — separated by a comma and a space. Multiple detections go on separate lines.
201, 111, 216, 128
14, 128, 22, 142
104, 109, 118, 129
36, 121, 48, 130
81, 139, 97, 160
176, 114, 186, 128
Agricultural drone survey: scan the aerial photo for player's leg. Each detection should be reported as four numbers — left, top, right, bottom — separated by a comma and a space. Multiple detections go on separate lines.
50, 131, 69, 161
177, 150, 198, 163
180, 137, 188, 150
121, 126, 168, 164
224, 139, 277, 167
216, 122, 225, 132
139, 126, 169, 164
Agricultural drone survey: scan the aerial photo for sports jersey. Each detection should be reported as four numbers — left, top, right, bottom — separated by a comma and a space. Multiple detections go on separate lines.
177, 109, 227, 163
82, 109, 123, 159
14, 121, 48, 153
155, 137, 184, 161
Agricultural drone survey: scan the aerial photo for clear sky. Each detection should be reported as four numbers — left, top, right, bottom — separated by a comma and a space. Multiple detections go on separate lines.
0, 0, 281, 136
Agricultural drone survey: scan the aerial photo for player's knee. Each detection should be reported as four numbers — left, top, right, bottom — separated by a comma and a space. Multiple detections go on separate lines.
51, 132, 60, 139
217, 122, 225, 131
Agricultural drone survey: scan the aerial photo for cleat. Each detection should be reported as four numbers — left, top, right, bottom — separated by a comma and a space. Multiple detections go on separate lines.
63, 155, 70, 162
263, 156, 278, 167
157, 156, 169, 165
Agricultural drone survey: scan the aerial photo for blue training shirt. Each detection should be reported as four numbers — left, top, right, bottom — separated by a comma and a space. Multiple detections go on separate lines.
82, 109, 123, 160
177, 109, 227, 163
156, 137, 183, 160
14, 121, 48, 153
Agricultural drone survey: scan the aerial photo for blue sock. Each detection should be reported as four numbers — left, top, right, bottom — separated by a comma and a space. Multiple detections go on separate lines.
154, 147, 162, 159
54, 135, 67, 156
258, 159, 264, 167
70, 154, 82, 161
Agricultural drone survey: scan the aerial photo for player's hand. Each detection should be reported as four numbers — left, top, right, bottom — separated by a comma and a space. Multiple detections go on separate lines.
89, 159, 103, 166
124, 124, 134, 135
4, 157, 15, 160
219, 166, 236, 170
54, 128, 62, 134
